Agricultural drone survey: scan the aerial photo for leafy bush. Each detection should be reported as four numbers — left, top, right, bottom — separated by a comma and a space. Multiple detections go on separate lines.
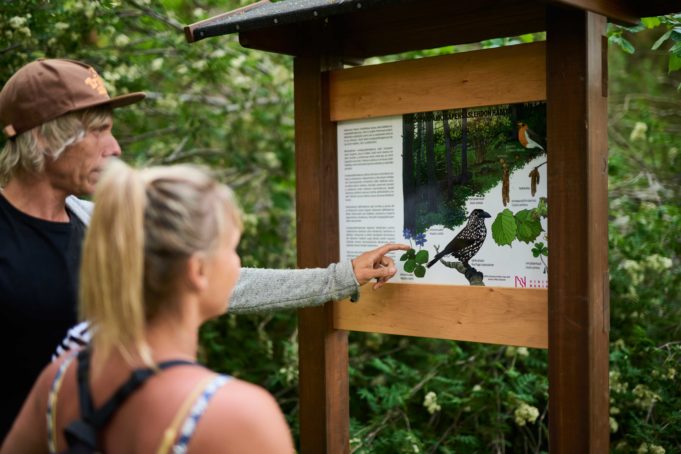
2, 2, 679, 452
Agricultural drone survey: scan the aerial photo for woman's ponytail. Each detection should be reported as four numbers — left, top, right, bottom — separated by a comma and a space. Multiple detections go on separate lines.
79, 159, 152, 372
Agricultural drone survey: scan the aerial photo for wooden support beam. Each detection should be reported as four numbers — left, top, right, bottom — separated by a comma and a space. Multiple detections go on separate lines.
546, 7, 610, 453
329, 42, 546, 121
294, 55, 349, 454
240, 0, 545, 59
334, 285, 548, 348
549, 0, 638, 24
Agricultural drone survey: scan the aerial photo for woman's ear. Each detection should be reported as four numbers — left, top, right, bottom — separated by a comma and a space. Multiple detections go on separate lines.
186, 253, 209, 292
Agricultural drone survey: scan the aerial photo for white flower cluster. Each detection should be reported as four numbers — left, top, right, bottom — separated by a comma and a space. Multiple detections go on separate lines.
62, 0, 98, 18
665, 367, 676, 380
630, 121, 648, 141
610, 404, 620, 433
278, 365, 298, 385
504, 346, 529, 358
609, 416, 618, 433
114, 34, 130, 47
423, 391, 441, 415
513, 402, 539, 427
7, 15, 32, 38
637, 442, 666, 454
645, 254, 673, 272
632, 384, 661, 410
610, 370, 629, 394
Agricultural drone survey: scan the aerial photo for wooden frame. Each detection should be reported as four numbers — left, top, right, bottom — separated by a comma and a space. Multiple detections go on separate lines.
330, 42, 546, 121
334, 285, 548, 348
182, 0, 673, 450
294, 56, 349, 452
329, 42, 549, 350
546, 9, 610, 453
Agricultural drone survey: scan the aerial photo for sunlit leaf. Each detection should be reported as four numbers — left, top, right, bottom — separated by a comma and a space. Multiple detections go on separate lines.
491, 209, 517, 246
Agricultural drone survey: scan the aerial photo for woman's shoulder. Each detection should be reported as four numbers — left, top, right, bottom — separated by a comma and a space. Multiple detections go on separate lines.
186, 377, 295, 453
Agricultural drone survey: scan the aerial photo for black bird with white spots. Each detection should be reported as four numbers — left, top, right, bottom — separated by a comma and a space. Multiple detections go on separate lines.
427, 209, 492, 269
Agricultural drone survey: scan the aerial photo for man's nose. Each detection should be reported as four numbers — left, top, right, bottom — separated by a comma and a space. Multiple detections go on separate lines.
103, 132, 122, 157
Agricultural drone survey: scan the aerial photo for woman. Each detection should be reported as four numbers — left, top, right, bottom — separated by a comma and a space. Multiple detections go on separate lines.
1, 159, 294, 453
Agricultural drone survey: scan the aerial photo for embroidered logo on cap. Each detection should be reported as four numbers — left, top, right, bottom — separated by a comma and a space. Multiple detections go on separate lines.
84, 67, 108, 96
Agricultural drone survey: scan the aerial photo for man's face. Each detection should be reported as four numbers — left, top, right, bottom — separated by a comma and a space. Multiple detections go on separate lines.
45, 117, 121, 196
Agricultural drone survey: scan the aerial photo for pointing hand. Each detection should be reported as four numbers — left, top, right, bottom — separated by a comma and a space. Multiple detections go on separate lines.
351, 243, 411, 290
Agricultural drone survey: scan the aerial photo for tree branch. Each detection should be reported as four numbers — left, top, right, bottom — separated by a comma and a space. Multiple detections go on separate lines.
432, 245, 485, 285
124, 0, 183, 31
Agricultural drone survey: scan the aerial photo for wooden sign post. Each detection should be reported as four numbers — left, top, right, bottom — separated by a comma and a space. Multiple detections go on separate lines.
185, 1, 678, 452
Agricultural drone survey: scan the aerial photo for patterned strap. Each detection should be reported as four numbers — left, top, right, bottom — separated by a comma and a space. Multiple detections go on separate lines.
171, 375, 232, 454
47, 352, 78, 454
52, 321, 91, 361
156, 376, 213, 454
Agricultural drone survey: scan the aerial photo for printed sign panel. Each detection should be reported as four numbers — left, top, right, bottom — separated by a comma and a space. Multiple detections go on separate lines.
338, 102, 548, 288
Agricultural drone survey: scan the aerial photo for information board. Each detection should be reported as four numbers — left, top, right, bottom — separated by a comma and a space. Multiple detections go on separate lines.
338, 102, 548, 288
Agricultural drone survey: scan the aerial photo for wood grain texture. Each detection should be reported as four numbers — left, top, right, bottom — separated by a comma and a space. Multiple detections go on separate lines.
549, 0, 680, 23
329, 42, 546, 122
547, 7, 610, 453
334, 285, 548, 348
294, 55, 350, 454
225, 0, 677, 57
548, 0, 638, 24
239, 0, 545, 59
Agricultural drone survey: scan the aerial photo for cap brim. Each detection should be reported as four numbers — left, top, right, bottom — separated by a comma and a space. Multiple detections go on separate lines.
100, 92, 146, 110
75, 92, 146, 113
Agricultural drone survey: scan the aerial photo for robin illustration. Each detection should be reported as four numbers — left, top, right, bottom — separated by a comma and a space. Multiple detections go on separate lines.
427, 209, 492, 269
517, 122, 545, 151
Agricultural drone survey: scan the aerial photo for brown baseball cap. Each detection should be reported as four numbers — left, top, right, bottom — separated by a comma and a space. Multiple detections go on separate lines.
0, 59, 145, 139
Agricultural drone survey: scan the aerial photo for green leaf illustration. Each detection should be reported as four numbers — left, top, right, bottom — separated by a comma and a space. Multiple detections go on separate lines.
414, 250, 429, 264
515, 209, 544, 243
491, 209, 517, 246
532, 242, 549, 257
414, 265, 426, 278
404, 259, 416, 273
400, 249, 416, 261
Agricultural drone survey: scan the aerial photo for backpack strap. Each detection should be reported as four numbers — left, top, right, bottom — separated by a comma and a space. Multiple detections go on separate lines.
63, 349, 197, 452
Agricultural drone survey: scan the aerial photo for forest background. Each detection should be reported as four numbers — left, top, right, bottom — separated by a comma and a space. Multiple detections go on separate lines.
1, 1, 679, 453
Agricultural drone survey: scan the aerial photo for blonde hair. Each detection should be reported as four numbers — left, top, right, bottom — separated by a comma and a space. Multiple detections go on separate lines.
0, 107, 111, 185
80, 159, 242, 370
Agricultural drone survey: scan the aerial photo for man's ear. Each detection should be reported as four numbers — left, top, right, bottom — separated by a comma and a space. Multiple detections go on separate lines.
186, 253, 209, 292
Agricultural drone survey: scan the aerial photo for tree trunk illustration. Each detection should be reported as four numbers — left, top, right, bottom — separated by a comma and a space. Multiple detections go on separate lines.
402, 114, 416, 232
442, 110, 454, 199
426, 112, 437, 212
460, 108, 469, 183
416, 112, 424, 184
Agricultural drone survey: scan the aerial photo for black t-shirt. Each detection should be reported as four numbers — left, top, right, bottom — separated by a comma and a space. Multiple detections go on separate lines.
0, 193, 85, 441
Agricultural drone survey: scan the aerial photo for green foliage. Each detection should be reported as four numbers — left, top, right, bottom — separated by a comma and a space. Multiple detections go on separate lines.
531, 242, 547, 258
492, 201, 546, 254
513, 209, 542, 244
2, 0, 301, 435
406, 104, 545, 235
610, 14, 681, 78
2, 4, 679, 452
491, 208, 518, 246
400, 236, 429, 278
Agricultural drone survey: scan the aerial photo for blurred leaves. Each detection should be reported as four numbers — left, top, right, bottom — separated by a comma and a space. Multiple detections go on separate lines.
2, 2, 679, 452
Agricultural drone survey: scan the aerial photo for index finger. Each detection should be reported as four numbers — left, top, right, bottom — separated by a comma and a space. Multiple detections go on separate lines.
371, 243, 411, 258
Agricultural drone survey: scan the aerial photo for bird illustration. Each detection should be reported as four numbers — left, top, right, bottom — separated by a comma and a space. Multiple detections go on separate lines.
427, 209, 492, 269
517, 122, 545, 151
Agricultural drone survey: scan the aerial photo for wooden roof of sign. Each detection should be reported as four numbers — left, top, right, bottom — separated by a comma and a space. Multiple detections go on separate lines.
185, 0, 680, 58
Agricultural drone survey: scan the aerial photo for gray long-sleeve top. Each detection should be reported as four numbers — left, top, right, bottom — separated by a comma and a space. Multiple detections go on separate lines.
54, 197, 360, 357
231, 261, 359, 313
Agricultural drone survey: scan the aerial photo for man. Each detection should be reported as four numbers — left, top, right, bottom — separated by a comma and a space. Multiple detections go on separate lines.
0, 59, 407, 440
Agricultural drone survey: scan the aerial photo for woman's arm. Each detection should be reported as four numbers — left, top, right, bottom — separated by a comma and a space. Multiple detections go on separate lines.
229, 243, 409, 314
1, 359, 63, 454
228, 261, 358, 314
